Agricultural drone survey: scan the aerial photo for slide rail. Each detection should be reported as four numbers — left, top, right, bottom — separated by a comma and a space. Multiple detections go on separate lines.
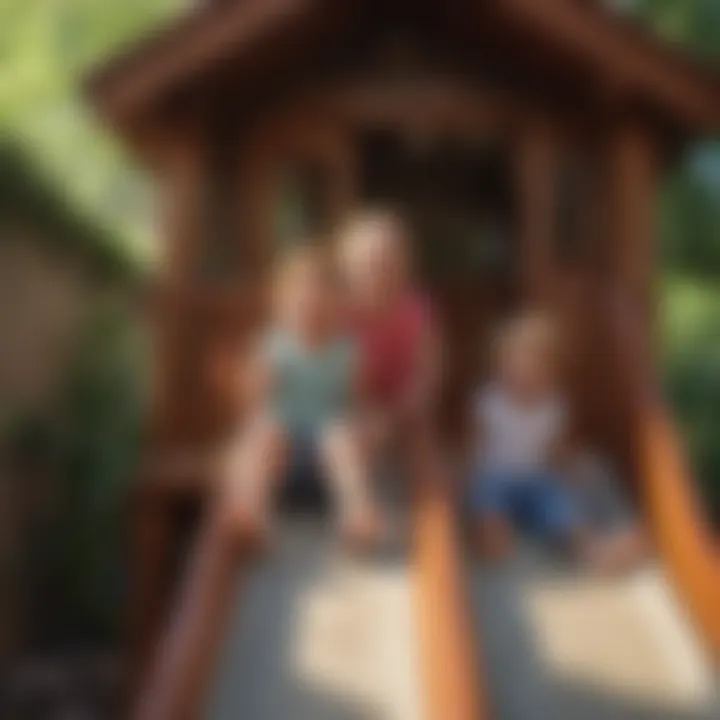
132, 490, 253, 720
132, 433, 487, 719
605, 291, 720, 658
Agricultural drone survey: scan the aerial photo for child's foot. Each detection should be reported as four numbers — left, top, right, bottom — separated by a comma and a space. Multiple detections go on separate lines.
342, 505, 386, 553
583, 532, 649, 575
228, 504, 272, 555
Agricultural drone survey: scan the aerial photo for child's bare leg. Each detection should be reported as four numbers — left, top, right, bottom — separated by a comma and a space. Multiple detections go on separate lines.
222, 415, 288, 542
588, 526, 650, 574
469, 471, 516, 561
320, 420, 383, 548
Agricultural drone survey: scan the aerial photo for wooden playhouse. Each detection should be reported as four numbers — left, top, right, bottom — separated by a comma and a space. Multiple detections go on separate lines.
87, 1, 720, 717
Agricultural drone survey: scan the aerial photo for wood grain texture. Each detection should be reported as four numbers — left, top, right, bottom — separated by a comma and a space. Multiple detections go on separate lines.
132, 501, 252, 720
494, 0, 720, 129
86, 0, 317, 122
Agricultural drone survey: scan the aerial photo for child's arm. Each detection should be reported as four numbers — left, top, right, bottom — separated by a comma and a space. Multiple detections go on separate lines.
396, 314, 442, 422
352, 345, 392, 453
221, 336, 275, 487
238, 335, 275, 415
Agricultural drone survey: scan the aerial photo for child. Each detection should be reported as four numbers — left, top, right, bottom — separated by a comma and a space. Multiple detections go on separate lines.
336, 209, 440, 458
469, 312, 585, 560
225, 244, 381, 548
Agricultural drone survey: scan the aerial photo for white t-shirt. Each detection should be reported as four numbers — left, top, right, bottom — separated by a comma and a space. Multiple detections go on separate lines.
475, 385, 566, 474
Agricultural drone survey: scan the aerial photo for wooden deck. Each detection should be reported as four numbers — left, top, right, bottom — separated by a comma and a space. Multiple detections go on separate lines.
473, 547, 718, 720
203, 517, 421, 720
191, 523, 718, 720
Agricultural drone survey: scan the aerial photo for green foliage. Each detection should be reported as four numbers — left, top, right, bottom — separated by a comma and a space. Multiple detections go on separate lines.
661, 279, 720, 523
0, 139, 140, 281
49, 304, 147, 639
620, 0, 720, 519
8, 302, 149, 643
0, 0, 180, 260
658, 144, 720, 280
623, 0, 720, 61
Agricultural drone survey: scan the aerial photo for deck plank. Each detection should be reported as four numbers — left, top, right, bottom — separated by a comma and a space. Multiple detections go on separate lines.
203, 518, 421, 720
471, 547, 719, 720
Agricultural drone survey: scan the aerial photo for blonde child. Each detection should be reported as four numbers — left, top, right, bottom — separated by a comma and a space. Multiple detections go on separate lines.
336, 210, 440, 458
469, 312, 584, 559
225, 244, 381, 548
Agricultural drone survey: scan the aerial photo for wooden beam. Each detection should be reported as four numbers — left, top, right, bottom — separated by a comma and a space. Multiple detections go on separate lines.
132, 501, 250, 720
87, 0, 317, 123
495, 0, 720, 130
159, 136, 206, 283
324, 76, 517, 136
151, 134, 207, 448
515, 115, 558, 303
607, 120, 658, 313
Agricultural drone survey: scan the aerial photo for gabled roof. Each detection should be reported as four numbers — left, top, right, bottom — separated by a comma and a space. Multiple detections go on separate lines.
86, 0, 720, 133
85, 0, 326, 125
490, 0, 720, 128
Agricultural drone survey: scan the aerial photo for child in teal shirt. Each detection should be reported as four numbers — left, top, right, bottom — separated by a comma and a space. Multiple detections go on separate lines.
225, 245, 381, 549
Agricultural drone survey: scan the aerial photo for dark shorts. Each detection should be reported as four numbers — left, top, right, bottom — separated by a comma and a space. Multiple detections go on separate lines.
280, 431, 328, 510
469, 468, 579, 540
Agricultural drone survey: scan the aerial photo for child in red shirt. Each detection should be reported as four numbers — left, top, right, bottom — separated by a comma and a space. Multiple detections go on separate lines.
337, 210, 440, 456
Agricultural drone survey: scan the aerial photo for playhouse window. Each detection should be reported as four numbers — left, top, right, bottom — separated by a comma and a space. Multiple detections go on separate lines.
273, 163, 329, 247
358, 130, 514, 283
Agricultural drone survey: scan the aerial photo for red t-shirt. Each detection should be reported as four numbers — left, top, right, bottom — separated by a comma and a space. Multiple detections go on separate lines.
353, 293, 435, 405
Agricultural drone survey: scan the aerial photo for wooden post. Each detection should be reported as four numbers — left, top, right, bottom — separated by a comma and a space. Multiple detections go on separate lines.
126, 490, 177, 702
604, 118, 662, 492
515, 115, 558, 304
160, 133, 207, 286
607, 119, 658, 315
153, 131, 207, 446
128, 130, 206, 700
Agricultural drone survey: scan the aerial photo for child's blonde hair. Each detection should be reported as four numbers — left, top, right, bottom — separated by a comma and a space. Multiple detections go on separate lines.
493, 310, 561, 370
336, 206, 410, 264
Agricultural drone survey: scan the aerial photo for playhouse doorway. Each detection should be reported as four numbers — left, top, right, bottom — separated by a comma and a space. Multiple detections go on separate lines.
357, 129, 519, 433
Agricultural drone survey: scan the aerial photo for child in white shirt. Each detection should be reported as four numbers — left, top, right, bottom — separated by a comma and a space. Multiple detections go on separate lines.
470, 312, 583, 559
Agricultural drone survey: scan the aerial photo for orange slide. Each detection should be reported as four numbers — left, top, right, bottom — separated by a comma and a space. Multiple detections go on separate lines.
607, 293, 720, 659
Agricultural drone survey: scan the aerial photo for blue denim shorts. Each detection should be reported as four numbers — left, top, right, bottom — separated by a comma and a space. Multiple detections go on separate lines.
469, 468, 579, 539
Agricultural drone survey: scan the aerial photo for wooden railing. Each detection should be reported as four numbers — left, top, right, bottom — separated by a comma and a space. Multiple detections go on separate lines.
605, 291, 720, 659
132, 432, 487, 720
132, 492, 254, 720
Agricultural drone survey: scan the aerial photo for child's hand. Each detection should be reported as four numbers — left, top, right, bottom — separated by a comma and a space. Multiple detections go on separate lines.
241, 342, 274, 411
362, 409, 394, 452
